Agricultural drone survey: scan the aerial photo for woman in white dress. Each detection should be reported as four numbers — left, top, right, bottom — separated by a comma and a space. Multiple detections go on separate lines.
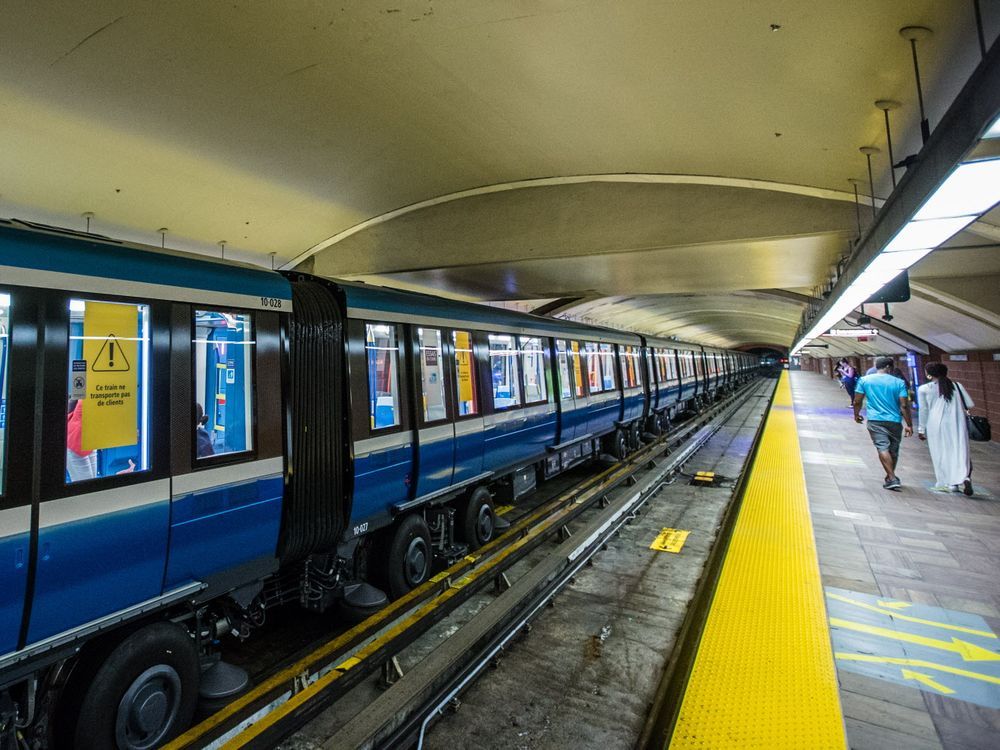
917, 362, 974, 495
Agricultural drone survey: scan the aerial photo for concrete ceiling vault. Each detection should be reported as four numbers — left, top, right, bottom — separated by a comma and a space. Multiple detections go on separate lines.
1, 1, 999, 350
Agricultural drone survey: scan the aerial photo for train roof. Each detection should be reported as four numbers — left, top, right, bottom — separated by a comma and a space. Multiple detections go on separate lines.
332, 277, 641, 345
0, 219, 291, 311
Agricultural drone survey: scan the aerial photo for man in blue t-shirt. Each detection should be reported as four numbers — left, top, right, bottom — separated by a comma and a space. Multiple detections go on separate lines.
853, 356, 912, 490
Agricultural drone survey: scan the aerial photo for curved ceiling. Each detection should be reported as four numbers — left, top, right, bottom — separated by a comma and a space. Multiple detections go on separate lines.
1, 1, 998, 350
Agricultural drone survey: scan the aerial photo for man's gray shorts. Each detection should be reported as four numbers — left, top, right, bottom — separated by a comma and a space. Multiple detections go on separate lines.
867, 420, 903, 459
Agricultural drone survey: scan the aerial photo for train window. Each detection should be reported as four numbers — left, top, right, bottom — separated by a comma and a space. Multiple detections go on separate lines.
520, 336, 548, 404
555, 340, 572, 399
584, 342, 602, 393
66, 298, 151, 483
666, 351, 677, 380
599, 343, 616, 391
654, 350, 666, 383
417, 328, 447, 423
571, 341, 584, 397
489, 333, 521, 411
0, 293, 9, 493
366, 323, 401, 430
194, 310, 255, 459
621, 346, 638, 388
452, 330, 479, 416
488, 334, 521, 410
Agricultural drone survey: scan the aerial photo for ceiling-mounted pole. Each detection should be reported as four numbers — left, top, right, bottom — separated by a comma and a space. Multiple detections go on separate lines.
859, 147, 880, 219
218, 240, 227, 260
82, 211, 94, 233
847, 178, 864, 237
157, 227, 168, 249
899, 26, 933, 143
874, 100, 901, 188
973, 0, 987, 58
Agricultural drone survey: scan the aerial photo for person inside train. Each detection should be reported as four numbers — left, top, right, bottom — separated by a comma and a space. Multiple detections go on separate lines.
196, 402, 215, 458
66, 398, 97, 481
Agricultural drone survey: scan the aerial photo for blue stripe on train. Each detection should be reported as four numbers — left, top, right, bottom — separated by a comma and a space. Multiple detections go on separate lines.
164, 475, 283, 588
0, 531, 28, 655
27, 501, 170, 644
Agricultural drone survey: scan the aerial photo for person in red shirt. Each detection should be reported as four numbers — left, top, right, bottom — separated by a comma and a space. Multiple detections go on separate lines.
66, 400, 97, 482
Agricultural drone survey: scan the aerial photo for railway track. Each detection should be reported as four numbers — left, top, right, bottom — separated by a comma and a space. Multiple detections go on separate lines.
165, 379, 772, 750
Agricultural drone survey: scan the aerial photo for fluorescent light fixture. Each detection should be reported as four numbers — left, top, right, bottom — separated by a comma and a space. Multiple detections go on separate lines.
883, 216, 975, 252
790, 246, 934, 355
69, 299, 86, 312
827, 328, 879, 337
914, 158, 1000, 219
0, 293, 9, 307
986, 114, 1000, 139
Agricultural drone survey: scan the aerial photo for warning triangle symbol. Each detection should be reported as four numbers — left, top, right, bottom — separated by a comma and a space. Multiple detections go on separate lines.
92, 334, 131, 372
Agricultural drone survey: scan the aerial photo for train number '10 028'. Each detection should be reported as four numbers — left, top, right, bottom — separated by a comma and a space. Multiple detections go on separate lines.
260, 297, 284, 309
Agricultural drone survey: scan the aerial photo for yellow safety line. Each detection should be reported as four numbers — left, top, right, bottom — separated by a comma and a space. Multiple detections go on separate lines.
669, 373, 846, 749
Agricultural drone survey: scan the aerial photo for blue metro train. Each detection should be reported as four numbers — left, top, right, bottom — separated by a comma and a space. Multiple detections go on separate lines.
0, 220, 756, 748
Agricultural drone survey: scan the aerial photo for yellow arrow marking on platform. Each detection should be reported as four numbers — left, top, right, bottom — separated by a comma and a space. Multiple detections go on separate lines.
836, 652, 1000, 687
901, 669, 955, 694
878, 600, 913, 610
829, 617, 1000, 662
827, 593, 997, 639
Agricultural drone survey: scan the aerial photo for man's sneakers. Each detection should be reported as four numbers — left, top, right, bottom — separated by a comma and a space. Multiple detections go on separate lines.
883, 477, 901, 491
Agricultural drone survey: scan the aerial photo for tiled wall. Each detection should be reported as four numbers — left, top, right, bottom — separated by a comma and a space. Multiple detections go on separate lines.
800, 350, 998, 441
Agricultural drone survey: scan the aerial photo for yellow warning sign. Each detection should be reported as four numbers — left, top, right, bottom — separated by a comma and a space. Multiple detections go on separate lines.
650, 528, 690, 553
455, 331, 474, 404
81, 301, 138, 451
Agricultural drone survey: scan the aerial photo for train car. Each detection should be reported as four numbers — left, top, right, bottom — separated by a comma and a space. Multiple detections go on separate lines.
0, 219, 756, 748
0, 220, 663, 749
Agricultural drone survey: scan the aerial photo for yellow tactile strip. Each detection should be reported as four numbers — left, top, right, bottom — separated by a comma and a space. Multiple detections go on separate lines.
669, 373, 846, 749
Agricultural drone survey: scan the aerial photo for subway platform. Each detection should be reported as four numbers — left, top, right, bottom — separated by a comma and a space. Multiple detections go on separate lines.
795, 370, 1000, 750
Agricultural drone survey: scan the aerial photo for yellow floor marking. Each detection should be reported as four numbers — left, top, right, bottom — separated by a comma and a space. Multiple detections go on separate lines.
650, 528, 690, 553
495, 504, 515, 515
830, 617, 1000, 662
670, 374, 846, 749
828, 592, 997, 639
878, 600, 913, 610
901, 669, 956, 694
835, 652, 1000, 686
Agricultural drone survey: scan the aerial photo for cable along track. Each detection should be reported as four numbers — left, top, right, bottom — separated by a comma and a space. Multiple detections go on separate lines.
165, 380, 770, 750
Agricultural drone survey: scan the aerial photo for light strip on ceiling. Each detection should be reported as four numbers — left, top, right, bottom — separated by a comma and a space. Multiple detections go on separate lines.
791, 156, 999, 355
882, 215, 976, 252
985, 114, 1000, 138
913, 158, 1000, 219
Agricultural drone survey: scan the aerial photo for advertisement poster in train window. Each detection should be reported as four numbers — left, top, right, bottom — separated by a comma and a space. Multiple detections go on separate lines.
454, 330, 474, 404
81, 302, 138, 450
571, 342, 584, 397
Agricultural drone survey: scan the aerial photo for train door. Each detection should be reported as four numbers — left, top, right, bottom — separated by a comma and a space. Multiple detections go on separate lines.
351, 321, 414, 525
554, 339, 587, 443
412, 326, 455, 497
28, 293, 171, 644
0, 287, 31, 655
450, 329, 484, 484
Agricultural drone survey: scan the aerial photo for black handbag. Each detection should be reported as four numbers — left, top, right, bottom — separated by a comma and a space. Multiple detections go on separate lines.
958, 385, 991, 442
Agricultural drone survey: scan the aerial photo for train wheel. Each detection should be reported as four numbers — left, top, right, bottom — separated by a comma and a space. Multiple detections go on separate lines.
68, 622, 199, 750
456, 486, 495, 551
628, 422, 642, 450
387, 514, 433, 599
610, 429, 628, 461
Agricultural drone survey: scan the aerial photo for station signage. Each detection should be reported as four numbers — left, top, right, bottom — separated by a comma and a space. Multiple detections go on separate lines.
826, 328, 879, 337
